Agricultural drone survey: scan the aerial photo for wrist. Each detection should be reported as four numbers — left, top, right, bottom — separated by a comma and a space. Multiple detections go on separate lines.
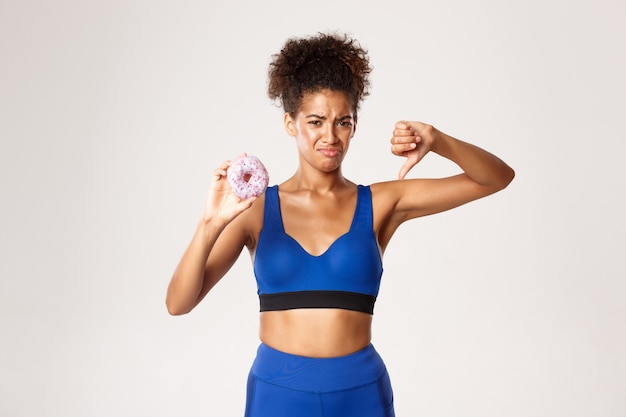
197, 216, 228, 238
429, 128, 450, 155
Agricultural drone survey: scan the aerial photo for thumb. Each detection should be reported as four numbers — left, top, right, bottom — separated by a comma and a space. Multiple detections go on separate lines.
397, 158, 416, 180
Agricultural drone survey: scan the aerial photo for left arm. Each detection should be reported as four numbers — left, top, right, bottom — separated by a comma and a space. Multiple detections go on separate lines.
373, 121, 515, 248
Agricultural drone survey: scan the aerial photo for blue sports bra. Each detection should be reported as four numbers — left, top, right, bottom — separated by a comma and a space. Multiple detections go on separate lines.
253, 185, 383, 314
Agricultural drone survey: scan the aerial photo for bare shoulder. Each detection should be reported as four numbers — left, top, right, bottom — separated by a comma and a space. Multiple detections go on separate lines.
369, 179, 425, 215
369, 179, 434, 251
369, 181, 399, 214
368, 181, 407, 251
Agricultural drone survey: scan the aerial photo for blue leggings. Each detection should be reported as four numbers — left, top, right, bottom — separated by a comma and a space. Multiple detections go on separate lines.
244, 343, 395, 417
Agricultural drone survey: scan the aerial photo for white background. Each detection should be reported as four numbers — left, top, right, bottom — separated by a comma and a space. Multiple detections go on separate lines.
1, 0, 624, 416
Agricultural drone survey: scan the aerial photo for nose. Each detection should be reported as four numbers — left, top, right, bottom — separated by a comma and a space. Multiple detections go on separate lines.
321, 124, 339, 144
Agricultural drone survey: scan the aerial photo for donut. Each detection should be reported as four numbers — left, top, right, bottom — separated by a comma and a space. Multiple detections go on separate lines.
226, 155, 269, 199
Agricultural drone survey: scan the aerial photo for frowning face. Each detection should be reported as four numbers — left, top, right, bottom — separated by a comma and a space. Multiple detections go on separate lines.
284, 89, 357, 174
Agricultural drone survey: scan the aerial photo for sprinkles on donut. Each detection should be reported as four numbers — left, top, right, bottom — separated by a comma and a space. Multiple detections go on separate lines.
226, 155, 269, 199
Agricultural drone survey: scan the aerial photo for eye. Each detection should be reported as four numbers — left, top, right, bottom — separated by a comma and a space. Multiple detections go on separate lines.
308, 120, 322, 126
338, 120, 352, 127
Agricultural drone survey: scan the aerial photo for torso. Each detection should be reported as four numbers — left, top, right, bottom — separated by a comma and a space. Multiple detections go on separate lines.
247, 181, 386, 357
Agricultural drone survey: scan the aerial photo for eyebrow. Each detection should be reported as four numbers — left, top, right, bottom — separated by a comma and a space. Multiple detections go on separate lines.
305, 114, 353, 120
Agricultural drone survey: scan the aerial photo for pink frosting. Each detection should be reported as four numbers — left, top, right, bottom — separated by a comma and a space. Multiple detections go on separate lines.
226, 155, 269, 199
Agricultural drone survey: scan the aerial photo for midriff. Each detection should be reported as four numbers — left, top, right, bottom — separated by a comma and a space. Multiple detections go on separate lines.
259, 308, 372, 358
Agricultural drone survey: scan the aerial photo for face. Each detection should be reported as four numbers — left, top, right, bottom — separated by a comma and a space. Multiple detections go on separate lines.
284, 89, 357, 173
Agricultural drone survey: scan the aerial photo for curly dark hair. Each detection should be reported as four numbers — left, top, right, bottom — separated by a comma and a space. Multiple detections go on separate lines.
267, 32, 372, 117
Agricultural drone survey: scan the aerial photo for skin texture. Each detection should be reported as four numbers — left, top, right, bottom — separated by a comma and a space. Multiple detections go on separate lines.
166, 88, 515, 357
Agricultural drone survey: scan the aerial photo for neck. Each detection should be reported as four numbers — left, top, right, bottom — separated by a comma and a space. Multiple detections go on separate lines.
286, 166, 350, 193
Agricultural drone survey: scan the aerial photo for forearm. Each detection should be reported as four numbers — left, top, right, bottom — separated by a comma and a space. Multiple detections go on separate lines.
166, 219, 226, 315
431, 130, 515, 191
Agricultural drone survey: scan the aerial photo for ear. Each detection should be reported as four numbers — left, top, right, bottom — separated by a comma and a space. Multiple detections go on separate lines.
352, 116, 358, 136
283, 112, 297, 136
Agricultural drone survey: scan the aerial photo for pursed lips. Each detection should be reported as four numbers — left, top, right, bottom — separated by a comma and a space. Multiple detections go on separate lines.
318, 147, 342, 157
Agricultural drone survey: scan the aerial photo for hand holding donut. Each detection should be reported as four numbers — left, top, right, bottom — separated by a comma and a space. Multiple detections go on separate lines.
203, 154, 269, 223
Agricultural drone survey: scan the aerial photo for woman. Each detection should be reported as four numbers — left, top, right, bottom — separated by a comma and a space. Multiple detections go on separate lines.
166, 32, 514, 417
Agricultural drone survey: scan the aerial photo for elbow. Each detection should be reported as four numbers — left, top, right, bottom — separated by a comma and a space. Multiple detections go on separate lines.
166, 298, 192, 316
496, 165, 515, 191
502, 165, 515, 189
166, 281, 199, 316
482, 165, 515, 195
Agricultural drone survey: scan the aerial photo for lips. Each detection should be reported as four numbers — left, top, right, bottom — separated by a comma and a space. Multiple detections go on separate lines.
318, 148, 342, 157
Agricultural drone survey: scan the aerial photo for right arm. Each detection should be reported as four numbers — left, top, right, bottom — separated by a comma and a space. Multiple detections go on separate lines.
166, 160, 256, 315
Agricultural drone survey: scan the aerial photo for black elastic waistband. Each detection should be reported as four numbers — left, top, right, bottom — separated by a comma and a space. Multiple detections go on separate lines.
259, 290, 376, 315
